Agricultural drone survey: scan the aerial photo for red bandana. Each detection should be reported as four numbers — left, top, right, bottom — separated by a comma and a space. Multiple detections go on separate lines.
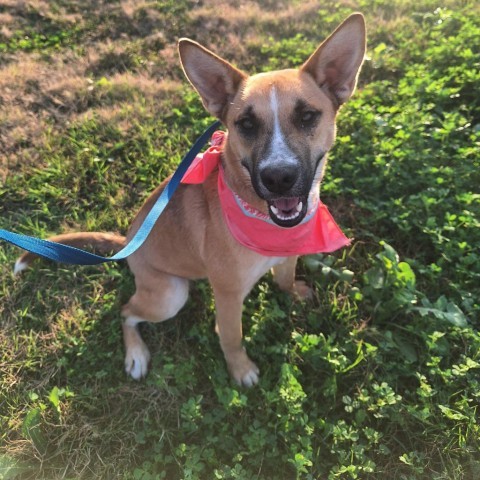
181, 131, 350, 257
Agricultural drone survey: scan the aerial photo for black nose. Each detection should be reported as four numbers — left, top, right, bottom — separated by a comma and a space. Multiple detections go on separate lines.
260, 164, 299, 194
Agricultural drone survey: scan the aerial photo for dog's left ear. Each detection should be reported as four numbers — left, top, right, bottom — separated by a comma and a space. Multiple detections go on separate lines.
178, 39, 247, 120
301, 13, 366, 106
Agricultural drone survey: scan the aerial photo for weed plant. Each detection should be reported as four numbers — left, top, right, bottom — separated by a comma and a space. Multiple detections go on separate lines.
0, 1, 479, 479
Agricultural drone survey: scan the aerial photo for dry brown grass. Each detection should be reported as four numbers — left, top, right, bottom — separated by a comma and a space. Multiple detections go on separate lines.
2, 0, 377, 181
192, 0, 323, 30
0, 54, 86, 178
188, 0, 326, 66
1, 0, 362, 182
0, 33, 183, 183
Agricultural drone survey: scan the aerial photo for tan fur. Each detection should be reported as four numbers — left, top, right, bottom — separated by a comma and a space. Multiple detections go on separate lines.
16, 14, 366, 386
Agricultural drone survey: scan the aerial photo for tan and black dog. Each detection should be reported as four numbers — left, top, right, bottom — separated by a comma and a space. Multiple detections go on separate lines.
15, 14, 366, 386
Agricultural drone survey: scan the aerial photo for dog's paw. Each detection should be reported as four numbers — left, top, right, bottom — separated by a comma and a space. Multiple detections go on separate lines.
293, 280, 313, 300
238, 365, 260, 388
229, 356, 260, 388
125, 345, 151, 380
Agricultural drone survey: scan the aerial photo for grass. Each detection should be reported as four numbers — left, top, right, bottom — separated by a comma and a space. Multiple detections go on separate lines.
1, 0, 479, 478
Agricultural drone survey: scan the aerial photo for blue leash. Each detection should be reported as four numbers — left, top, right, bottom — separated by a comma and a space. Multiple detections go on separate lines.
0, 120, 221, 265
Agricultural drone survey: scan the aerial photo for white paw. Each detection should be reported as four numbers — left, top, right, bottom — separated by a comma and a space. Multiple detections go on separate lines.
14, 259, 28, 276
229, 357, 260, 388
125, 345, 151, 380
238, 366, 260, 388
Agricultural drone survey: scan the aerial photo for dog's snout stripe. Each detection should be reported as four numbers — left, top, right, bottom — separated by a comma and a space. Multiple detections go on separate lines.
259, 87, 298, 169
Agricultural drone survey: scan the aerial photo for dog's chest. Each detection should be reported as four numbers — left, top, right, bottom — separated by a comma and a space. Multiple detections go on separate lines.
245, 255, 285, 285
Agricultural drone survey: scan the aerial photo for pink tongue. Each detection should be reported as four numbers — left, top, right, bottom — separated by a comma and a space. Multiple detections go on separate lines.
273, 198, 299, 212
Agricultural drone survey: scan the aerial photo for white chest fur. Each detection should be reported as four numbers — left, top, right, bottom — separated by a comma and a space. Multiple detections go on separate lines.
245, 254, 286, 288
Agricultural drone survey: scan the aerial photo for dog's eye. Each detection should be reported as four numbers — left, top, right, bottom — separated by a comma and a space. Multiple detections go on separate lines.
236, 116, 258, 135
301, 112, 315, 123
299, 110, 320, 128
240, 118, 255, 130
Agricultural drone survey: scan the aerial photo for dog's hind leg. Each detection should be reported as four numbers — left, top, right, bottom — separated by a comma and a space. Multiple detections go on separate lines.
121, 274, 189, 380
272, 256, 312, 300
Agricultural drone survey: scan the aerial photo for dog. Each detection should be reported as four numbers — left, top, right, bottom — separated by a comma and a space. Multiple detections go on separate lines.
15, 14, 366, 387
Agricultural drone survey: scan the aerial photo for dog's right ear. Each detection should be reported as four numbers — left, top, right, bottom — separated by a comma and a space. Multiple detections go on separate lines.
178, 39, 247, 120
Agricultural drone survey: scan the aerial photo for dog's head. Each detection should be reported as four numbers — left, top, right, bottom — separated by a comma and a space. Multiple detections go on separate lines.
179, 14, 366, 228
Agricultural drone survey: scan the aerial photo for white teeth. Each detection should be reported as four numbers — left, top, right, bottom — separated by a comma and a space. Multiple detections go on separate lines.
296, 201, 303, 212
269, 204, 301, 221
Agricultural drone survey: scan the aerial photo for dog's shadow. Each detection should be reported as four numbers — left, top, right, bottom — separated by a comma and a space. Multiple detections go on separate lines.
6, 261, 231, 389
5, 259, 323, 392
6, 262, 130, 384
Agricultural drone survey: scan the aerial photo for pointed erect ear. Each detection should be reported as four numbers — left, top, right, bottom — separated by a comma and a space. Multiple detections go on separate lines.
178, 39, 247, 120
301, 13, 366, 107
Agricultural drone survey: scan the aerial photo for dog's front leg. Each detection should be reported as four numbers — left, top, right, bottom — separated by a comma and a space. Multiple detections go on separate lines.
212, 287, 259, 387
272, 256, 312, 300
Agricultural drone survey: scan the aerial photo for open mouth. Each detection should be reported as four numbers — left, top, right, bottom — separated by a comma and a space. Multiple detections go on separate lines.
268, 196, 308, 227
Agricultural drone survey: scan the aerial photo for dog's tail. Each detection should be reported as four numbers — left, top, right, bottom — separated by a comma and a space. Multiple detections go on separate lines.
13, 232, 126, 275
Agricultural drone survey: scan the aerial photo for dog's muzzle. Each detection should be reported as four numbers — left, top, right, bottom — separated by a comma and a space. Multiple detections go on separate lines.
256, 163, 310, 228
